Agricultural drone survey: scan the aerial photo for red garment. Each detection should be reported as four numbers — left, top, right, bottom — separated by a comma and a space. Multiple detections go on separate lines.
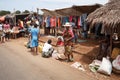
69, 16, 73, 22
63, 29, 74, 38
57, 41, 64, 46
50, 17, 56, 27
77, 18, 80, 29
57, 17, 61, 27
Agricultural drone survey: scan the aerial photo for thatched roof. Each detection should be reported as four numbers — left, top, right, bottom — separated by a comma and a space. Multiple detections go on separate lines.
41, 4, 101, 17
87, 0, 120, 30
41, 9, 62, 17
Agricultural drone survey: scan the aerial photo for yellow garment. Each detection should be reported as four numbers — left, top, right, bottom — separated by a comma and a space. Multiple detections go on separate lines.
111, 48, 120, 59
38, 43, 43, 53
65, 45, 72, 54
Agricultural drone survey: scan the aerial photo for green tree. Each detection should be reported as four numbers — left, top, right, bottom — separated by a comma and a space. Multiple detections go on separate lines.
0, 10, 11, 16
15, 10, 21, 14
23, 10, 30, 13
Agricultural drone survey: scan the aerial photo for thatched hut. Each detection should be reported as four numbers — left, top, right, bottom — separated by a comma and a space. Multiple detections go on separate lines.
41, 9, 62, 17
87, 0, 120, 35
87, 0, 120, 57
41, 4, 101, 17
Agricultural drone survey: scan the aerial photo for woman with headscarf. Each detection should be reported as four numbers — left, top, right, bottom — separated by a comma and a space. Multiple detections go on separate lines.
63, 22, 74, 62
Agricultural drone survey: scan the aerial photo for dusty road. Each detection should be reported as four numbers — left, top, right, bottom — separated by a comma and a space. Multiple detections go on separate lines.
0, 38, 95, 80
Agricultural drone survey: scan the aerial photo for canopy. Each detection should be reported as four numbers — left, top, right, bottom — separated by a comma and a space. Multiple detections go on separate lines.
41, 4, 101, 17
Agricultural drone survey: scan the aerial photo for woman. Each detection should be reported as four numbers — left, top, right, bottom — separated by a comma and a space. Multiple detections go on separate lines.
63, 22, 74, 62
55, 36, 66, 60
30, 24, 40, 55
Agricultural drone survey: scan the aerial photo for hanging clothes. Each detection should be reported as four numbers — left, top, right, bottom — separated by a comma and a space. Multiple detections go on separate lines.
80, 13, 88, 31
77, 17, 81, 29
69, 16, 73, 22
50, 17, 56, 27
45, 16, 51, 28
38, 15, 43, 27
95, 23, 102, 38
57, 17, 61, 27
75, 16, 79, 27
62, 17, 69, 25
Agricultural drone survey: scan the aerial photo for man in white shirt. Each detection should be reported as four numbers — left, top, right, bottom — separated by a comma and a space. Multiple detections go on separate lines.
42, 39, 54, 58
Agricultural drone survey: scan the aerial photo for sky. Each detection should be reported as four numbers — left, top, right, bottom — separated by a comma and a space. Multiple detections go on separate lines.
0, 0, 109, 14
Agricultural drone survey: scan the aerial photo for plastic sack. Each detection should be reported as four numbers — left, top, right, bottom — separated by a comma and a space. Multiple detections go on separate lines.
97, 57, 112, 75
52, 50, 66, 60
52, 50, 59, 59
57, 47, 66, 59
71, 62, 85, 71
112, 55, 120, 70
89, 60, 101, 73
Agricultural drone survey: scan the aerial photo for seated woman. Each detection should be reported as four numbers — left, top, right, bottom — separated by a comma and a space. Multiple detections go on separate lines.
52, 36, 66, 60
42, 39, 54, 58
97, 35, 111, 60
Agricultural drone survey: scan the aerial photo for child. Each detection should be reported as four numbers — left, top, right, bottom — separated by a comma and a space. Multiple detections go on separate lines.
42, 39, 54, 58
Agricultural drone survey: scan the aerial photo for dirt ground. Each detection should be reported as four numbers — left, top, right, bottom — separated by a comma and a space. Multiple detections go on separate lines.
2, 28, 119, 80
38, 29, 120, 80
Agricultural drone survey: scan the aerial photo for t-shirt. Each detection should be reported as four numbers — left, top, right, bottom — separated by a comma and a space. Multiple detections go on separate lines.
42, 42, 52, 52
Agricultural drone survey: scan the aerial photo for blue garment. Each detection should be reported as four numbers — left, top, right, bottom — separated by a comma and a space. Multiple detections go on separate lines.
62, 17, 69, 25
28, 26, 33, 33
46, 16, 51, 27
80, 13, 87, 31
30, 28, 39, 47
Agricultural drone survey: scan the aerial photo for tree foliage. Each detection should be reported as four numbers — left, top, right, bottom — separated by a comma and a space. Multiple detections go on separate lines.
23, 10, 30, 13
15, 10, 21, 14
0, 10, 11, 16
